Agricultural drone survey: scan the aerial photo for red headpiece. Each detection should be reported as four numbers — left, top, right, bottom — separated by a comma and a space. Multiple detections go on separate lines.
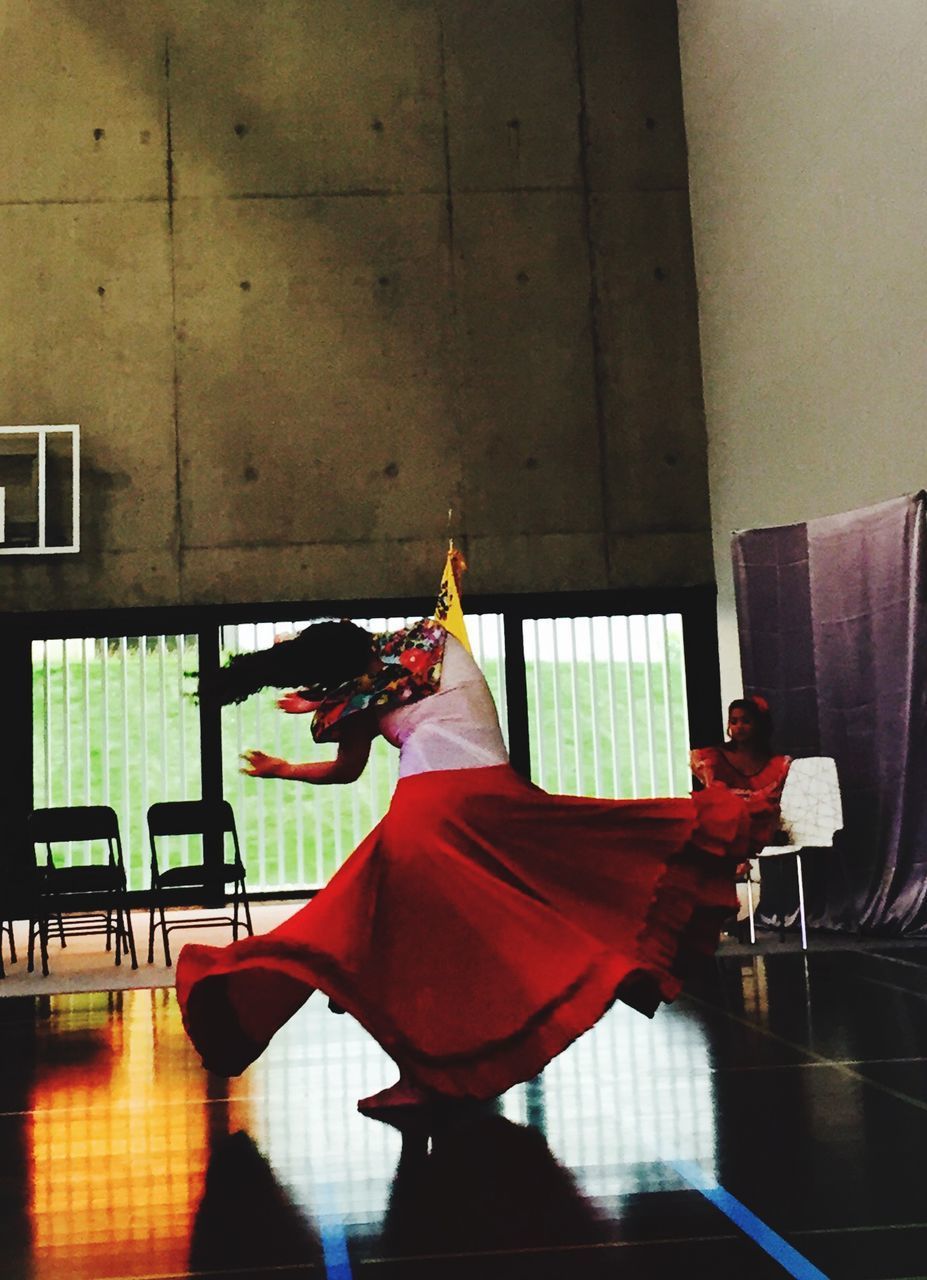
748, 694, 770, 714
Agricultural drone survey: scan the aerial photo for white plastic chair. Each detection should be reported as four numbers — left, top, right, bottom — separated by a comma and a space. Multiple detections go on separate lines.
746, 756, 843, 950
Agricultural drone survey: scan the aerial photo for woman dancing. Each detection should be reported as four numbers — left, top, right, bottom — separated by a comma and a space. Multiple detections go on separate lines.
176, 618, 749, 1115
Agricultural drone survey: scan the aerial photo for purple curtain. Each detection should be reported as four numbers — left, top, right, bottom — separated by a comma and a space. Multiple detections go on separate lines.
733, 493, 927, 935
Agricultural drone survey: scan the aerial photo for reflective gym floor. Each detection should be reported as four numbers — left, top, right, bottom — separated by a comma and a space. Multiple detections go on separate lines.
3, 942, 927, 1280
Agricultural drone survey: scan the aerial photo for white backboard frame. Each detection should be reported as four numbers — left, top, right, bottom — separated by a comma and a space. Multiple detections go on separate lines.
0, 424, 80, 555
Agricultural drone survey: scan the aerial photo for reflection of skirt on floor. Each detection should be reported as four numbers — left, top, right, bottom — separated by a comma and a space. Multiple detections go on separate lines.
176, 764, 749, 1099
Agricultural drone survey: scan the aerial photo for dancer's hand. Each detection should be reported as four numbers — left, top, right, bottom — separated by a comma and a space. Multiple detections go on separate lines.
241, 749, 289, 778
277, 690, 320, 714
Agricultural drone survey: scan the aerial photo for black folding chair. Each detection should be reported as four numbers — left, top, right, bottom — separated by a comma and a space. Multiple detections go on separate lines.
147, 800, 254, 966
27, 805, 138, 977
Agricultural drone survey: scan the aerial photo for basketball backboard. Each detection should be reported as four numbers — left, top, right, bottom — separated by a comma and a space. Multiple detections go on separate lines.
0, 425, 80, 555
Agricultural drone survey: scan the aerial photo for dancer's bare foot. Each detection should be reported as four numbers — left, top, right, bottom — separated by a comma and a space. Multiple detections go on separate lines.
357, 1079, 436, 1115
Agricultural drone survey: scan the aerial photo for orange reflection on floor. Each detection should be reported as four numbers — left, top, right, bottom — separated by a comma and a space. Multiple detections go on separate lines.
27, 988, 251, 1280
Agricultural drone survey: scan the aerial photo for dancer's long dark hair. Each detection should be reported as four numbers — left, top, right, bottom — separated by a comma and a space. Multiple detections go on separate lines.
727, 697, 774, 755
203, 621, 374, 707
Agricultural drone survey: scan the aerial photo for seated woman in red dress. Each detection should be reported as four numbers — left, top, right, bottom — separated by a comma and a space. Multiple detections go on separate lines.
690, 697, 791, 854
690, 697, 792, 930
176, 619, 750, 1116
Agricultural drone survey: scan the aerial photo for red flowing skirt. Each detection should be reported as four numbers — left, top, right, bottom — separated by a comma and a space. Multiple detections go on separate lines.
175, 765, 748, 1099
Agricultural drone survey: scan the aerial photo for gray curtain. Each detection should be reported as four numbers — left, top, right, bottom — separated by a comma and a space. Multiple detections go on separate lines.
733, 493, 927, 935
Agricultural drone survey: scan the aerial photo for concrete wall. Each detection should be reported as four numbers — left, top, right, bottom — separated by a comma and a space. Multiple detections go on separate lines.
677, 2, 927, 704
0, 0, 710, 614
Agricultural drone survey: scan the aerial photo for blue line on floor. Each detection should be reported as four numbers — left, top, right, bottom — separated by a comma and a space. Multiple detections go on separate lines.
670, 1160, 830, 1279
314, 1181, 354, 1280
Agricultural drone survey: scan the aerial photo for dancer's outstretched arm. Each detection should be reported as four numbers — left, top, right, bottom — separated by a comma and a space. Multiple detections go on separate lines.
241, 714, 374, 785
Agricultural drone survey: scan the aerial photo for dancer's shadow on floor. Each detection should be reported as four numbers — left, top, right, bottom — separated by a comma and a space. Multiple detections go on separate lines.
188, 1129, 324, 1275
188, 1109, 612, 1275
379, 1107, 613, 1260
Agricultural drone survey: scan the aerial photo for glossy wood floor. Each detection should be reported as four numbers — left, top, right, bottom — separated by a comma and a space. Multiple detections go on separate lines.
3, 940, 927, 1279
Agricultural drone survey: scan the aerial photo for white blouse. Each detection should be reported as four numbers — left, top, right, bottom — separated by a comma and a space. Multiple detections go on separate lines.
376, 635, 509, 777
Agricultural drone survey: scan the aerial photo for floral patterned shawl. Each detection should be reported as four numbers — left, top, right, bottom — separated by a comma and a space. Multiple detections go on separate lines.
311, 618, 447, 743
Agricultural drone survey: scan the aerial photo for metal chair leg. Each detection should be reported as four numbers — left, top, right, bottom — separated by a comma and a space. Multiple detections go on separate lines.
36, 916, 50, 977
147, 896, 157, 964
746, 877, 756, 944
147, 864, 172, 966
113, 894, 123, 966
159, 900, 172, 967
123, 904, 139, 969
796, 852, 808, 951
30, 905, 53, 975
233, 871, 254, 938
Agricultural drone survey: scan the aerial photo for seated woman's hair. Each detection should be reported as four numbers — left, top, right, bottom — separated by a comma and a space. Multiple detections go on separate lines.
203, 620, 373, 707
728, 696, 774, 753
